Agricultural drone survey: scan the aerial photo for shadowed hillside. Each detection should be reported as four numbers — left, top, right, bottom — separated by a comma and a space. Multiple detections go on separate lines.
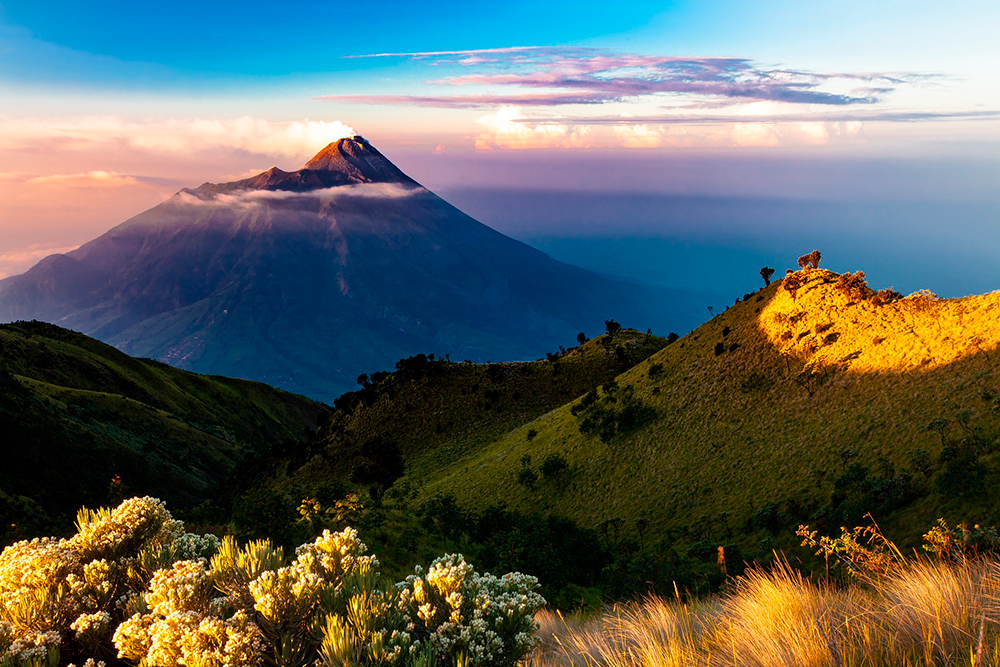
0, 321, 325, 539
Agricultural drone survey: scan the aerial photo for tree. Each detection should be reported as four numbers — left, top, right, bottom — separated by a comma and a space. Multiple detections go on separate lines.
760, 266, 775, 286
576, 332, 588, 345
797, 250, 822, 270
604, 319, 621, 337
350, 437, 405, 504
540, 453, 570, 481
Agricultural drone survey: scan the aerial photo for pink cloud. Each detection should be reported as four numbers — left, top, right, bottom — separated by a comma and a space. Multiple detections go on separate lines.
332, 48, 918, 109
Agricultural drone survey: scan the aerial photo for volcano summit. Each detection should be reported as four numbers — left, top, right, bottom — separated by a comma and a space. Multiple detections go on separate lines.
0, 137, 661, 402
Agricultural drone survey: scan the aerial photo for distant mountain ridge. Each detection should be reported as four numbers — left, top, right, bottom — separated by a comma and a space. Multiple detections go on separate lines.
0, 137, 660, 402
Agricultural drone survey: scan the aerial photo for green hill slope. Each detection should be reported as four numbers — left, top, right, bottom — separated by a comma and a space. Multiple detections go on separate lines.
0, 320, 326, 539
418, 268, 1000, 549
231, 330, 668, 502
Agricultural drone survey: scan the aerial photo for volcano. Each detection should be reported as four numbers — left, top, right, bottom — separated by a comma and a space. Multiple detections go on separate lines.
0, 136, 661, 402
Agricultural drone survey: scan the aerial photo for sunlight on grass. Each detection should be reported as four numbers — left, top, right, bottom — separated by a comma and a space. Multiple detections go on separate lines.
531, 559, 1000, 667
758, 269, 1000, 373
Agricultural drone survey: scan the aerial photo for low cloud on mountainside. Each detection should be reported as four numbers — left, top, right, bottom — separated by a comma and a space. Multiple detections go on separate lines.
175, 182, 419, 210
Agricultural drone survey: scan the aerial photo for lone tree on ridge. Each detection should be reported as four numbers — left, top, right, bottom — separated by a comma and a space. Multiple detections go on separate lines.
797, 250, 822, 270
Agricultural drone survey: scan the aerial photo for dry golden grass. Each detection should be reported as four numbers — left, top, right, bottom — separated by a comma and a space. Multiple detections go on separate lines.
529, 559, 1000, 667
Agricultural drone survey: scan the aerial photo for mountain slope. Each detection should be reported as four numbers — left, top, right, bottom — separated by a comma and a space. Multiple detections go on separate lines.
0, 137, 661, 402
430, 268, 1000, 545
226, 329, 668, 501
0, 320, 325, 539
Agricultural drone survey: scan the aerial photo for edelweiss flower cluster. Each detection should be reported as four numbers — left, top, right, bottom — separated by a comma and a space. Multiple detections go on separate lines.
114, 559, 264, 667
293, 527, 379, 583
5, 629, 61, 663
172, 532, 222, 561
397, 554, 544, 666
0, 496, 217, 667
1, 498, 546, 667
70, 610, 111, 645
72, 496, 183, 560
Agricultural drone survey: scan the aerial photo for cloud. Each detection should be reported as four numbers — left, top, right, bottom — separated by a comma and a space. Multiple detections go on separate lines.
474, 106, 592, 150
316, 92, 621, 108
0, 242, 81, 279
22, 170, 154, 188
344, 46, 554, 60
331, 47, 926, 110
0, 117, 357, 160
529, 109, 1000, 125
613, 124, 663, 148
174, 182, 420, 210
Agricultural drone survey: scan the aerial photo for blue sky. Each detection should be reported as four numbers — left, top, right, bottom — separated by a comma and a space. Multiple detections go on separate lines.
0, 0, 997, 282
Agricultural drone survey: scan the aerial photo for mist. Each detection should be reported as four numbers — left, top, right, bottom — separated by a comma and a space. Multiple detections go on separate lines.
442, 187, 1000, 334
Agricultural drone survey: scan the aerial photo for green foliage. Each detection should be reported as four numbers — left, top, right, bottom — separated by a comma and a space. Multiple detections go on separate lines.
754, 502, 781, 532
0, 322, 323, 544
516, 466, 538, 490
0, 498, 544, 667
350, 438, 405, 504
922, 518, 1000, 560
937, 444, 987, 498
573, 383, 656, 443
539, 454, 570, 482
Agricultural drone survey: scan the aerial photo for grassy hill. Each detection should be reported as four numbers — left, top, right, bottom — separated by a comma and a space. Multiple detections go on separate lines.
233, 329, 668, 497
430, 268, 1000, 551
0, 320, 326, 540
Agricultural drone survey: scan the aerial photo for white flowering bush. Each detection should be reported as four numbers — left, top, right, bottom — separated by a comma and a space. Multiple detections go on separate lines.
0, 497, 216, 667
396, 554, 544, 667
0, 499, 545, 667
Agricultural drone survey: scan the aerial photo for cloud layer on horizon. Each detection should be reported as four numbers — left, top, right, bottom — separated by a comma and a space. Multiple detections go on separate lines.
0, 117, 357, 161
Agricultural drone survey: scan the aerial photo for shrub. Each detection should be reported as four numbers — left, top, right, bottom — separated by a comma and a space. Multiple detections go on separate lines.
834, 271, 871, 303
396, 555, 543, 666
539, 454, 570, 481
0, 499, 545, 667
574, 385, 656, 443
937, 445, 986, 498
871, 287, 903, 306
754, 502, 781, 532
782, 272, 805, 297
517, 467, 538, 490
